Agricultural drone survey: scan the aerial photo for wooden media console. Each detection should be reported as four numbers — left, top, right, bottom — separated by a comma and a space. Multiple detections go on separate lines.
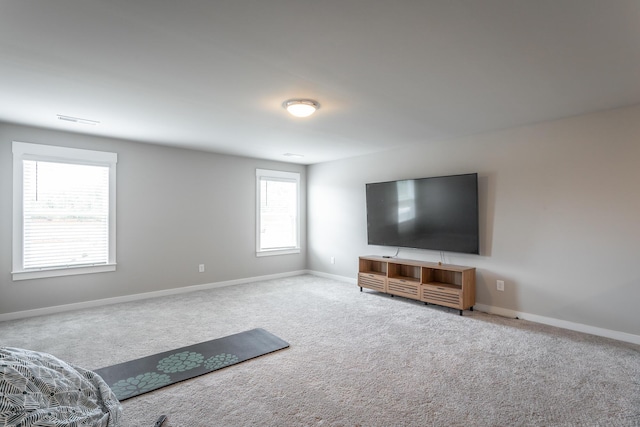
358, 255, 476, 315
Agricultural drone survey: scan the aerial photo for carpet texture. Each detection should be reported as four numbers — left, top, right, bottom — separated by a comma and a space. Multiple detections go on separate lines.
93, 328, 289, 401
0, 275, 639, 426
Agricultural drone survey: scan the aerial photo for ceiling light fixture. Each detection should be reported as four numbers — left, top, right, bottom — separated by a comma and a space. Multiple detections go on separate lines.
283, 99, 320, 118
57, 114, 100, 125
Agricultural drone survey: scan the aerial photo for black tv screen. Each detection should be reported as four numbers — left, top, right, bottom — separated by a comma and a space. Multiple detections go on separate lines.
366, 173, 479, 254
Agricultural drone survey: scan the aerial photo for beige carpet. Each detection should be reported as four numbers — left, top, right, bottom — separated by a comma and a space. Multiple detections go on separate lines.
1, 275, 639, 426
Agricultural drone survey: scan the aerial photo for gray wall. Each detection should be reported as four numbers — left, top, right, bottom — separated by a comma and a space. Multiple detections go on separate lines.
307, 104, 640, 337
0, 123, 306, 315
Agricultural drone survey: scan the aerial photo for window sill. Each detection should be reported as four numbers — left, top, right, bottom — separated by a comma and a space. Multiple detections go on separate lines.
256, 248, 301, 257
12, 264, 117, 281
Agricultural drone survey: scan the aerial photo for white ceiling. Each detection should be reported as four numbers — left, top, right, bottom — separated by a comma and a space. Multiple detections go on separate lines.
1, 1, 639, 165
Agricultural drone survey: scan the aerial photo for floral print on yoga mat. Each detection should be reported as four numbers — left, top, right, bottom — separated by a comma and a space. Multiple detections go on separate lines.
106, 352, 239, 400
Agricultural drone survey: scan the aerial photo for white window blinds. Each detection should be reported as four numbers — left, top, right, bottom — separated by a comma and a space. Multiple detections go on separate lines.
22, 160, 110, 269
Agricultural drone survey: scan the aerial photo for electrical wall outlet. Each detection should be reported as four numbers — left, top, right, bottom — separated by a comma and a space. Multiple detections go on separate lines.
199, 264, 205, 273
330, 257, 335, 264
497, 280, 505, 291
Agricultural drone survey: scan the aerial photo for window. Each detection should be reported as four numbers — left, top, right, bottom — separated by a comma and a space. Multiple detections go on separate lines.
12, 142, 117, 280
256, 169, 300, 256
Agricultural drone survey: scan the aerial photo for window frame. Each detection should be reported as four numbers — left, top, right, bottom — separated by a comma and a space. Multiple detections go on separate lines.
12, 141, 118, 281
255, 168, 301, 257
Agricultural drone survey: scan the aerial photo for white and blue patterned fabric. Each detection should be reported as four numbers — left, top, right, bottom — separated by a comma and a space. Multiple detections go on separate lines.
0, 347, 122, 427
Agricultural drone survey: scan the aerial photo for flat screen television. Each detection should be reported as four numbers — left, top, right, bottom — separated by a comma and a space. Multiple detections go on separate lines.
365, 173, 479, 254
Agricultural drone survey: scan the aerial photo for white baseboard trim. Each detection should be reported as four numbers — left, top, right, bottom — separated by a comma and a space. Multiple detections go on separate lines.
474, 303, 640, 345
0, 270, 310, 322
308, 270, 356, 284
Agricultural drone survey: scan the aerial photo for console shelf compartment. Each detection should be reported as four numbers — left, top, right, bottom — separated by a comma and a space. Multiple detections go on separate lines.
357, 257, 388, 292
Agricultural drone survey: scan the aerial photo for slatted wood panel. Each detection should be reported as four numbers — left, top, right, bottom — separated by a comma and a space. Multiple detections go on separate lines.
421, 283, 462, 309
387, 278, 420, 298
358, 273, 386, 292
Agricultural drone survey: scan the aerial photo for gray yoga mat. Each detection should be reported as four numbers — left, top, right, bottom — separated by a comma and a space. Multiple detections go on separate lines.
93, 328, 289, 401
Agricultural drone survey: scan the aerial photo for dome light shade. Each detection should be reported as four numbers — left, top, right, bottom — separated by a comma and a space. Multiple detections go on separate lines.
283, 99, 320, 117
